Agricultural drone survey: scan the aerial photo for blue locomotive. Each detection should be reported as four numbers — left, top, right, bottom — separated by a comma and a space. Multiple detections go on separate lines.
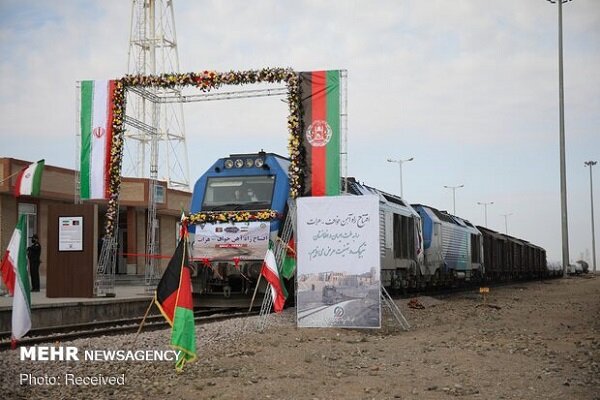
188, 151, 290, 300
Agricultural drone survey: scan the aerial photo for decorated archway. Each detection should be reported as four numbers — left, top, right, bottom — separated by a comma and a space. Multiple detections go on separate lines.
100, 68, 303, 238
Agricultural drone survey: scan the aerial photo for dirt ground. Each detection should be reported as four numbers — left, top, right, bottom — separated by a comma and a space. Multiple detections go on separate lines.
188, 276, 599, 400
2, 275, 599, 400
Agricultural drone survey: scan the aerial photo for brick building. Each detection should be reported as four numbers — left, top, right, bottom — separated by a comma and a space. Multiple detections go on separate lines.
0, 157, 191, 287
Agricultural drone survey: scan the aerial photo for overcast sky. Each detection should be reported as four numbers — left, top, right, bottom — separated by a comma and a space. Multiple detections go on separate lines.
0, 0, 598, 263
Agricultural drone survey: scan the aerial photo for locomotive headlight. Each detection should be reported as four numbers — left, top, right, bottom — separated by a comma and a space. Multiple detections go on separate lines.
254, 158, 264, 168
234, 159, 244, 168
224, 159, 234, 169
245, 158, 254, 168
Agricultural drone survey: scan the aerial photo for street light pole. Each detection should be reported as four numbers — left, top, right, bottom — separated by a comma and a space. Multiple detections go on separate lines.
585, 161, 597, 273
500, 213, 513, 235
387, 157, 414, 199
444, 184, 464, 215
547, 0, 572, 277
477, 201, 494, 227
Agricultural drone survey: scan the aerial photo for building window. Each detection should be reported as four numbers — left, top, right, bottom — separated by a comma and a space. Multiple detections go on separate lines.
154, 185, 166, 204
18, 203, 37, 247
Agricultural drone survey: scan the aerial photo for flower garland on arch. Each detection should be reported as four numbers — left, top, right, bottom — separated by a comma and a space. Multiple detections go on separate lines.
187, 209, 279, 225
102, 68, 304, 238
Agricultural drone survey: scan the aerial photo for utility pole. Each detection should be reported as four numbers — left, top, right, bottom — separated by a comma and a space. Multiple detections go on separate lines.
477, 201, 494, 228
444, 184, 464, 215
387, 157, 413, 199
585, 161, 597, 273
500, 213, 513, 235
547, 0, 573, 277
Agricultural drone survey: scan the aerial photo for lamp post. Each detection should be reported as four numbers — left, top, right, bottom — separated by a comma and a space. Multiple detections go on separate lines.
477, 201, 494, 227
585, 161, 597, 273
444, 184, 464, 215
500, 213, 513, 235
387, 157, 413, 198
547, 0, 573, 277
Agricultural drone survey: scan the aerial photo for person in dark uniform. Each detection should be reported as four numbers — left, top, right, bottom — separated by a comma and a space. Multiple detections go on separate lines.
27, 234, 41, 292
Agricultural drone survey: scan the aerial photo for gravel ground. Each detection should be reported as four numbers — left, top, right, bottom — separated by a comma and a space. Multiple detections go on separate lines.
1, 276, 598, 400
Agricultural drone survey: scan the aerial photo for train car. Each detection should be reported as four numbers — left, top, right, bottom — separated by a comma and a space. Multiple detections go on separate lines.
477, 225, 508, 282
189, 151, 290, 303
412, 204, 484, 285
343, 178, 424, 290
478, 225, 548, 281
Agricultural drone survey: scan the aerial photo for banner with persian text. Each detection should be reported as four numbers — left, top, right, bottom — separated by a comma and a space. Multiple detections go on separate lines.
191, 221, 270, 261
296, 195, 380, 328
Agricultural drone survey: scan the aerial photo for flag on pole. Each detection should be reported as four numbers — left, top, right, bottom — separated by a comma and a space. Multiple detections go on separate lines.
80, 79, 115, 200
0, 215, 32, 340
155, 231, 197, 371
260, 247, 287, 313
300, 70, 342, 197
14, 160, 44, 197
280, 237, 296, 280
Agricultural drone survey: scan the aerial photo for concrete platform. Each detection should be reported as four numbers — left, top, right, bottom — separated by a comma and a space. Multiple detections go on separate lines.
0, 286, 156, 332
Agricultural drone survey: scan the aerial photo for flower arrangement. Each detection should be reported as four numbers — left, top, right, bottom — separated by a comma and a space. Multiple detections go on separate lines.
187, 209, 279, 225
102, 68, 304, 238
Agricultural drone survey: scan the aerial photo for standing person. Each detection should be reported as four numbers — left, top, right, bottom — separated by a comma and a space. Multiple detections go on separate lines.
27, 234, 41, 292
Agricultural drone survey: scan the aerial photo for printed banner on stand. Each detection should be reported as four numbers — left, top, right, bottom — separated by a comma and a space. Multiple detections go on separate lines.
296, 195, 380, 328
192, 221, 270, 260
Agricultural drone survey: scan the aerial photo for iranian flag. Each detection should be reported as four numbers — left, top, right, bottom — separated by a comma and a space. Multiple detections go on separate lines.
0, 215, 32, 340
260, 248, 287, 313
80, 80, 115, 200
14, 160, 44, 197
300, 70, 341, 197
155, 233, 197, 371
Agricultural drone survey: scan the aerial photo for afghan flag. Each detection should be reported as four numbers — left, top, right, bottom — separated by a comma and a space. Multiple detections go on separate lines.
300, 70, 341, 197
155, 236, 197, 371
280, 237, 296, 280
260, 248, 287, 313
0, 215, 32, 340
14, 160, 44, 197
80, 80, 115, 200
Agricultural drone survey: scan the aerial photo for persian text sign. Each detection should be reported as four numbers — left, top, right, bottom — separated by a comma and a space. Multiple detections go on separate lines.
192, 221, 270, 260
296, 195, 380, 328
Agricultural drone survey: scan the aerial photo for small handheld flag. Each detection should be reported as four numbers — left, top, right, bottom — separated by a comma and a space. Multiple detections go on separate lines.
260, 247, 287, 313
154, 226, 197, 371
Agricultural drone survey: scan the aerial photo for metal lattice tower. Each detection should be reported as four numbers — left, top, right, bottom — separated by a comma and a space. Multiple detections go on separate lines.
125, 0, 190, 291
125, 0, 190, 189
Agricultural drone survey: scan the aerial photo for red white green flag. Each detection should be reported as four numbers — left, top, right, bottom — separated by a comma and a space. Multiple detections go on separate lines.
155, 231, 197, 371
300, 70, 341, 197
0, 215, 32, 340
14, 160, 44, 197
260, 248, 287, 313
80, 80, 115, 200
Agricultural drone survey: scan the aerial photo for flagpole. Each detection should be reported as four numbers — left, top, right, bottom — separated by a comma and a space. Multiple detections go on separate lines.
0, 170, 22, 185
248, 273, 263, 313
0, 159, 44, 185
130, 297, 155, 346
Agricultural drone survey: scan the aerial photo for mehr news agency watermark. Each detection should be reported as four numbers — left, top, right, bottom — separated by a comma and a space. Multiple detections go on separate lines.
17, 345, 181, 386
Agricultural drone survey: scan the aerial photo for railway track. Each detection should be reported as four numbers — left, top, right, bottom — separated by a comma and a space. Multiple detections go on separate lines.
0, 308, 259, 350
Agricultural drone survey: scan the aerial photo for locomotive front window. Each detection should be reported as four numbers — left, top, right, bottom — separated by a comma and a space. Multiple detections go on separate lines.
202, 175, 275, 211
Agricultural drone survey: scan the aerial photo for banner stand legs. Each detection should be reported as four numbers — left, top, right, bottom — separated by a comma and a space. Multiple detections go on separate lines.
381, 285, 410, 331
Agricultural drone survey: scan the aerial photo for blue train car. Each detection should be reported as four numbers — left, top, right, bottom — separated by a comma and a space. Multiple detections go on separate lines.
411, 204, 483, 284
189, 151, 290, 301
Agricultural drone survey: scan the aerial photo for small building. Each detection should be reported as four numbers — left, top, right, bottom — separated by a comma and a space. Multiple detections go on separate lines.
0, 157, 191, 287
